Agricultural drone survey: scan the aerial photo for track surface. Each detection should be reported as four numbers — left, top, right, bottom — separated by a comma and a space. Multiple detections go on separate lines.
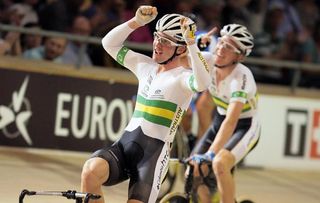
1, 147, 319, 203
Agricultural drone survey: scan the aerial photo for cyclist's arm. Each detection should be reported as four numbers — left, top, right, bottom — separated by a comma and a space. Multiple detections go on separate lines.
196, 90, 215, 139
183, 44, 211, 92
209, 101, 244, 153
208, 73, 251, 153
101, 19, 152, 75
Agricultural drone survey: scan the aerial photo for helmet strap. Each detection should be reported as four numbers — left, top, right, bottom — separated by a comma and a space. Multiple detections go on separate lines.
158, 47, 179, 65
214, 61, 238, 69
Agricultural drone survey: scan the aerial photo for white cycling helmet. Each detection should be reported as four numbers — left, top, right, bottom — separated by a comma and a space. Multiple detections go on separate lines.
156, 14, 194, 45
220, 24, 254, 56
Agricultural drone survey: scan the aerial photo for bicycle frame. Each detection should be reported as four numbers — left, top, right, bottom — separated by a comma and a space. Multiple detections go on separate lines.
159, 159, 214, 203
19, 189, 101, 203
160, 159, 255, 203
184, 164, 194, 202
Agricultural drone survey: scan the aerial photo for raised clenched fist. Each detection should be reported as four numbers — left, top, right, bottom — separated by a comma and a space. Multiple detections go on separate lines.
135, 6, 158, 26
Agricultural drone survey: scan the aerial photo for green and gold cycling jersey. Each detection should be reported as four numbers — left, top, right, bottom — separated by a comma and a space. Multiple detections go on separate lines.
208, 63, 258, 118
102, 22, 211, 143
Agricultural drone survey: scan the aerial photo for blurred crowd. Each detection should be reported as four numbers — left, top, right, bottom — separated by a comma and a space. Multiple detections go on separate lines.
0, 0, 320, 87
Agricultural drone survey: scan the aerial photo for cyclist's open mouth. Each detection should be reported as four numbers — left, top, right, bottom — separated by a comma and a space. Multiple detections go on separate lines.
155, 49, 163, 55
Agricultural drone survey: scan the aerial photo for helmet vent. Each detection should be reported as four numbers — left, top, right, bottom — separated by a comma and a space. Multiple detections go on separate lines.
234, 33, 244, 38
220, 23, 254, 56
164, 15, 178, 26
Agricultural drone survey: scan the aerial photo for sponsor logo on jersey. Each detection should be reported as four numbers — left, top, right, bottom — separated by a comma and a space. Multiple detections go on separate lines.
169, 107, 183, 136
150, 89, 164, 99
155, 89, 161, 94
156, 149, 169, 190
197, 52, 209, 72
147, 75, 153, 85
241, 74, 247, 90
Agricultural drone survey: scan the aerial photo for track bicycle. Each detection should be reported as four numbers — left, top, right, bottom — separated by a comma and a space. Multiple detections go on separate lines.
159, 158, 255, 203
19, 189, 101, 203
157, 126, 191, 199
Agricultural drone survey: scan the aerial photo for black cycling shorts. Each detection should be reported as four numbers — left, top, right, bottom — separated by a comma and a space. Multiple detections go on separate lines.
91, 127, 170, 203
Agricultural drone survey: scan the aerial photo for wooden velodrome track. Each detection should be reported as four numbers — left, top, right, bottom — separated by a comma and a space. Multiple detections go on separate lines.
1, 146, 320, 203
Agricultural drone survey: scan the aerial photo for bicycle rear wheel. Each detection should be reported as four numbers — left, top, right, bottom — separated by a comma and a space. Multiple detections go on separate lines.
237, 196, 255, 203
159, 192, 189, 203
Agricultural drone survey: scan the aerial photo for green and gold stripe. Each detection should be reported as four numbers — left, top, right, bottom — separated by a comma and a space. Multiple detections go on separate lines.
212, 92, 258, 113
212, 96, 251, 113
133, 95, 177, 127
231, 91, 247, 99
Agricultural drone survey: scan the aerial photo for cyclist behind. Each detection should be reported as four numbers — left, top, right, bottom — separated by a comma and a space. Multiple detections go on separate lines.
80, 6, 211, 203
189, 24, 261, 203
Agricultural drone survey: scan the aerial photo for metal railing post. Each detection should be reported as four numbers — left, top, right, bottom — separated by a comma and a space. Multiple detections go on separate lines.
76, 42, 87, 69
290, 66, 301, 93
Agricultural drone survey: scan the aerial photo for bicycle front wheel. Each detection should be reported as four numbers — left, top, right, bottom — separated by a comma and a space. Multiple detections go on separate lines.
159, 192, 189, 203
239, 200, 255, 203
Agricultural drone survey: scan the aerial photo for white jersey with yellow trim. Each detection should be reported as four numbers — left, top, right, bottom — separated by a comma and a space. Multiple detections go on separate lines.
208, 63, 258, 118
102, 22, 211, 143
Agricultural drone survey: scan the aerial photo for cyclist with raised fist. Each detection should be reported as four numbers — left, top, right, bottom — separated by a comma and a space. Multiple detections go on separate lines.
80, 5, 211, 203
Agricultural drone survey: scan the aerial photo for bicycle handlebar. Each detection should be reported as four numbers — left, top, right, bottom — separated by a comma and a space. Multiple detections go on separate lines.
62, 190, 101, 200
169, 157, 212, 165
19, 189, 101, 203
169, 157, 213, 200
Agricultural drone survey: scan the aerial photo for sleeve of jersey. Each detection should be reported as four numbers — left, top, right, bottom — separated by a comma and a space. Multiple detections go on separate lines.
201, 51, 214, 69
101, 22, 149, 75
229, 74, 250, 104
186, 44, 211, 92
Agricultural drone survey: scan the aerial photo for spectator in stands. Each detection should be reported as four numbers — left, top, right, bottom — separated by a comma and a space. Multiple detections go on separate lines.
61, 15, 92, 66
297, 26, 318, 64
23, 36, 67, 63
0, 2, 40, 55
293, 0, 319, 64
251, 1, 299, 85
195, 0, 224, 31
0, 1, 14, 23
0, 32, 21, 55
268, 0, 303, 40
81, 0, 125, 37
81, 0, 126, 67
221, 0, 251, 27
38, 0, 84, 32
246, 0, 268, 36
20, 22, 42, 52
294, 0, 319, 30
0, 39, 11, 55
80, 0, 112, 36
299, 21, 320, 88
122, 0, 153, 43
0, 4, 28, 56
315, 22, 320, 64
10, 2, 38, 26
